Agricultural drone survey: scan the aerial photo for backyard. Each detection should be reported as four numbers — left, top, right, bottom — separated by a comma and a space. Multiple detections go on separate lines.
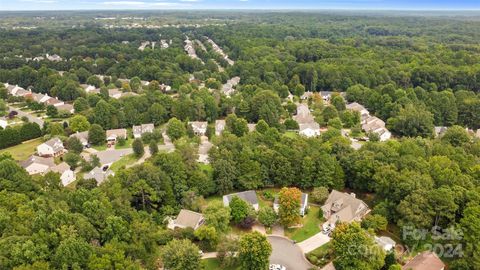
202, 258, 239, 270
0, 138, 43, 160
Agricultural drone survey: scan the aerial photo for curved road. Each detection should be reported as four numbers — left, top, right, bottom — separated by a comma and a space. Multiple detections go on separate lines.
268, 235, 314, 270
8, 106, 45, 127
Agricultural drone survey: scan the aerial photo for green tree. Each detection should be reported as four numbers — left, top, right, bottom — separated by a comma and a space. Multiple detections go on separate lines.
361, 214, 388, 233
149, 140, 158, 155
310, 187, 329, 204
166, 118, 186, 141
332, 222, 385, 270
88, 124, 106, 145
70, 115, 91, 132
388, 104, 434, 138
66, 137, 84, 154
229, 196, 252, 225
239, 232, 272, 270
203, 202, 231, 233
194, 225, 218, 250
258, 207, 277, 227
132, 138, 144, 158
161, 239, 201, 270
46, 105, 58, 118
441, 125, 470, 147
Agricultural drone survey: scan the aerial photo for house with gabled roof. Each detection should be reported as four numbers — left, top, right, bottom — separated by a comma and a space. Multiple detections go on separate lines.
188, 121, 208, 136
402, 251, 445, 270
223, 190, 259, 211
69, 131, 89, 147
37, 137, 65, 157
299, 122, 321, 138
346, 102, 369, 117
49, 162, 75, 186
106, 129, 127, 144
321, 190, 370, 229
132, 123, 155, 139
20, 155, 55, 175
84, 167, 114, 186
167, 209, 205, 231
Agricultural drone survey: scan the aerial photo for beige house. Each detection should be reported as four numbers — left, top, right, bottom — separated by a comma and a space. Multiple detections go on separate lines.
106, 129, 127, 144
167, 209, 205, 231
132, 123, 154, 139
69, 131, 89, 147
299, 122, 321, 138
402, 251, 445, 270
188, 121, 208, 136
37, 137, 65, 157
321, 190, 370, 229
20, 155, 55, 175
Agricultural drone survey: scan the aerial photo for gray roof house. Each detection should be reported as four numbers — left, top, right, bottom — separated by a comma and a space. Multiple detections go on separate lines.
132, 123, 155, 139
69, 131, 89, 147
346, 102, 369, 117
223, 190, 259, 211
84, 167, 114, 186
20, 155, 55, 175
321, 190, 370, 229
37, 137, 65, 157
167, 209, 205, 231
273, 193, 309, 216
106, 129, 127, 142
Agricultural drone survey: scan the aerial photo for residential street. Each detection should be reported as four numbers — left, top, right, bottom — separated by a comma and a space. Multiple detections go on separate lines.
268, 235, 314, 270
9, 105, 45, 127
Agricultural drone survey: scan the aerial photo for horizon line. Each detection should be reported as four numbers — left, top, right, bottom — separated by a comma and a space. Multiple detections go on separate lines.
2, 8, 480, 12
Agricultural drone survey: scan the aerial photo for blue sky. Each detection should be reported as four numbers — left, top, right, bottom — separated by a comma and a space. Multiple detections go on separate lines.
1, 0, 480, 11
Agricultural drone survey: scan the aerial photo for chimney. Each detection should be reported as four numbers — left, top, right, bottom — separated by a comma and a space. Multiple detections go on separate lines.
350, 193, 356, 198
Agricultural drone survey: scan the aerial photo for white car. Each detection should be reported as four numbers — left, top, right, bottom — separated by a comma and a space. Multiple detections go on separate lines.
269, 264, 286, 270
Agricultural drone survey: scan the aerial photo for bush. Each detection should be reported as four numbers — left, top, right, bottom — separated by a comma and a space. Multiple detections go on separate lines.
262, 191, 275, 201
311, 187, 329, 204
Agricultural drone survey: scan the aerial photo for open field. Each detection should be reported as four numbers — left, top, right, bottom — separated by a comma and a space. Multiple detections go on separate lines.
0, 138, 43, 160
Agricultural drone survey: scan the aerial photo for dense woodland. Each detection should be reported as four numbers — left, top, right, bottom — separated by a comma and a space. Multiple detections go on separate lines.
0, 11, 479, 270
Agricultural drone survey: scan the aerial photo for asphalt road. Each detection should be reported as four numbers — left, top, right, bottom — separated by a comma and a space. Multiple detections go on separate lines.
268, 235, 313, 270
8, 106, 45, 127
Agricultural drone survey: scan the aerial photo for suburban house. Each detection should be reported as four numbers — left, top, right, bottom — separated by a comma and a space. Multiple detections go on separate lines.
46, 54, 62, 62
31, 92, 51, 103
37, 138, 65, 157
69, 131, 89, 147
91, 148, 132, 169
362, 116, 392, 141
299, 122, 321, 138
273, 193, 309, 216
223, 190, 259, 211
45, 97, 64, 107
0, 118, 7, 129
21, 155, 55, 175
301, 91, 313, 100
49, 162, 75, 186
189, 121, 208, 136
80, 84, 99, 94
247, 123, 256, 132
84, 167, 114, 185
375, 236, 396, 252
215, 119, 226, 136
321, 190, 370, 229
167, 209, 205, 231
5, 84, 29, 97
222, 76, 241, 96
56, 104, 74, 114
132, 123, 155, 139
402, 251, 445, 270
106, 129, 127, 145
346, 102, 369, 117
108, 88, 123, 99
434, 126, 448, 138
293, 104, 315, 124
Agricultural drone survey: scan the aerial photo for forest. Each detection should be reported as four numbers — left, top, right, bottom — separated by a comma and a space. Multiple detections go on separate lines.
0, 11, 479, 270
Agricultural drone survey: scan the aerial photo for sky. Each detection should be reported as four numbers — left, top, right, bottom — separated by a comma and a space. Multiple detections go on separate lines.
1, 0, 480, 11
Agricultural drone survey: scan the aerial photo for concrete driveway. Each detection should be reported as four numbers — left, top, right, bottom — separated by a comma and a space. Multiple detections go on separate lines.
297, 232, 331, 253
268, 236, 313, 270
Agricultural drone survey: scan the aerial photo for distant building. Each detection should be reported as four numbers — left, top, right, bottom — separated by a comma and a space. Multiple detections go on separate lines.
223, 190, 259, 211
188, 121, 208, 136
0, 118, 7, 129
362, 116, 391, 141
346, 102, 369, 117
434, 126, 448, 138
108, 88, 123, 99
167, 209, 205, 231
132, 123, 154, 139
215, 120, 226, 136
321, 190, 370, 229
374, 236, 396, 252
299, 122, 321, 138
69, 131, 89, 147
274, 193, 309, 216
56, 104, 74, 114
20, 155, 55, 175
37, 138, 65, 157
402, 251, 445, 270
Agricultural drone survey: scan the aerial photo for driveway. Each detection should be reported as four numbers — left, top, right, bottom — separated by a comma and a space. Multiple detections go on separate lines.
297, 232, 331, 253
9, 105, 45, 127
268, 236, 313, 270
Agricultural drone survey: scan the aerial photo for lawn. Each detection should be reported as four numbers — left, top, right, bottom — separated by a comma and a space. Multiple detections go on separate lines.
202, 258, 239, 270
92, 144, 108, 151
285, 206, 323, 242
306, 242, 333, 268
283, 131, 299, 139
109, 154, 139, 172
0, 138, 43, 160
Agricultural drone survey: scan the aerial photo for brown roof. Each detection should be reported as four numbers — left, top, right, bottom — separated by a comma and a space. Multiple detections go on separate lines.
402, 252, 445, 270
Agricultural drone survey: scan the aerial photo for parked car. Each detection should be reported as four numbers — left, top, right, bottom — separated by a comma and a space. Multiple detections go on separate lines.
269, 264, 286, 270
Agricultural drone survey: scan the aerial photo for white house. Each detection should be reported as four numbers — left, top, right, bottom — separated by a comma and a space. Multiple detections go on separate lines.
20, 155, 55, 175
274, 193, 309, 216
167, 209, 205, 231
132, 123, 154, 139
299, 123, 321, 137
37, 138, 65, 157
106, 129, 127, 144
49, 162, 75, 186
188, 121, 208, 136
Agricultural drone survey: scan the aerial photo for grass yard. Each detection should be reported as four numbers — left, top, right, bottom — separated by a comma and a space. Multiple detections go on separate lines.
109, 154, 138, 172
115, 138, 133, 149
285, 206, 323, 242
202, 258, 239, 270
306, 242, 333, 268
0, 138, 43, 160
283, 131, 299, 139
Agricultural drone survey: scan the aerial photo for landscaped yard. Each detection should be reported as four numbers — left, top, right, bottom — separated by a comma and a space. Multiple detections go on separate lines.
285, 206, 323, 242
306, 242, 333, 268
202, 258, 239, 270
0, 138, 43, 160
109, 154, 139, 172
115, 138, 133, 149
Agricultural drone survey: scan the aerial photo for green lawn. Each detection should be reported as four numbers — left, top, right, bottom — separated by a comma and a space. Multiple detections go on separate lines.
109, 154, 139, 172
285, 206, 323, 242
115, 138, 133, 149
283, 131, 299, 139
0, 138, 43, 160
202, 258, 239, 270
306, 242, 333, 268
